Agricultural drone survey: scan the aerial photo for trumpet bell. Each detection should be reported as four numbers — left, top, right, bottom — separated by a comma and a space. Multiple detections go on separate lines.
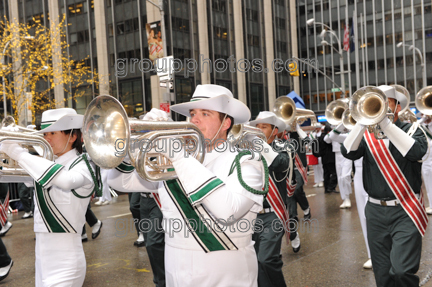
350, 86, 388, 126
273, 96, 296, 125
228, 124, 266, 148
83, 95, 130, 169
342, 109, 357, 130
415, 86, 432, 116
325, 98, 349, 126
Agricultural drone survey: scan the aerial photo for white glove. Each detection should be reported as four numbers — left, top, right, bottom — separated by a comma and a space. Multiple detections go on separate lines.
159, 138, 186, 163
143, 108, 171, 121
261, 141, 278, 166
296, 124, 308, 140
334, 123, 345, 133
0, 143, 27, 162
379, 117, 415, 156
343, 123, 367, 152
1, 126, 19, 132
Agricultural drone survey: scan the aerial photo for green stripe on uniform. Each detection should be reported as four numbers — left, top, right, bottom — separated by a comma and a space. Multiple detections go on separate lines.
38, 164, 64, 187
189, 178, 224, 204
116, 162, 135, 173
35, 183, 67, 233
166, 179, 226, 252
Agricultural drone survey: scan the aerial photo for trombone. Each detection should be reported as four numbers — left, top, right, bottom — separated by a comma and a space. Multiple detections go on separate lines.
272, 96, 317, 132
82, 95, 205, 182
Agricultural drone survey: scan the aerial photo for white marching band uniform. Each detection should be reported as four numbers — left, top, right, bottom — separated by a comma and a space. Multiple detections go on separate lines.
0, 108, 95, 286
109, 148, 265, 286
324, 129, 353, 204
311, 130, 324, 184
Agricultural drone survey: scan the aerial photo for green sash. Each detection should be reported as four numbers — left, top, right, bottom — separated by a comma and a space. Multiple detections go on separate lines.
164, 179, 238, 253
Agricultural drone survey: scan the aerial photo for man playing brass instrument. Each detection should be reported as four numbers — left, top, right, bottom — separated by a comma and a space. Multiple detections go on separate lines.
342, 85, 428, 286
108, 84, 271, 287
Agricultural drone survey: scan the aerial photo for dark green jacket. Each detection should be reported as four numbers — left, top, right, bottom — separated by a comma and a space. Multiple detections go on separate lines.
263, 141, 293, 209
341, 119, 427, 200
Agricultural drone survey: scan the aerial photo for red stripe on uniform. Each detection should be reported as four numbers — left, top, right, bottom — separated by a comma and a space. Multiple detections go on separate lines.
365, 132, 428, 236
267, 177, 290, 243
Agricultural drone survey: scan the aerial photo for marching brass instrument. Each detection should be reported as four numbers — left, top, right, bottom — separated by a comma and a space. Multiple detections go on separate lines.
325, 98, 349, 126
341, 109, 357, 130
273, 96, 317, 132
350, 86, 394, 139
0, 116, 54, 178
82, 95, 205, 182
228, 124, 267, 149
415, 86, 432, 116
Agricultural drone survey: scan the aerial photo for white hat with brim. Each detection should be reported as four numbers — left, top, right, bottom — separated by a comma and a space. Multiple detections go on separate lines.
377, 85, 408, 111
170, 84, 251, 124
37, 108, 84, 133
248, 111, 286, 131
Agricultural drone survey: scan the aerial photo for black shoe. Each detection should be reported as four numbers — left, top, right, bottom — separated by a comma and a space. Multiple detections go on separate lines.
0, 260, 13, 282
0, 223, 12, 237
324, 190, 333, 194
304, 211, 311, 221
135, 241, 145, 247
293, 244, 301, 253
81, 234, 88, 242
333, 190, 340, 193
92, 222, 103, 239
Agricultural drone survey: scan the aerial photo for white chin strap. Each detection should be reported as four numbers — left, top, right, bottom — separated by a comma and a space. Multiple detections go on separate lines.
58, 130, 73, 156
209, 114, 228, 147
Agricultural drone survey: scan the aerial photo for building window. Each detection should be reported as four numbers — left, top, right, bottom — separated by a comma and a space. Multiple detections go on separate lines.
70, 33, 77, 45
117, 22, 125, 35
275, 17, 285, 29
246, 9, 259, 21
108, 24, 114, 36
212, 0, 226, 12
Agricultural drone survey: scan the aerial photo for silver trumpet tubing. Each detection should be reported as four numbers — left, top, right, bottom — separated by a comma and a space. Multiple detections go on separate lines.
415, 86, 432, 116
228, 124, 267, 149
273, 96, 317, 132
341, 109, 357, 130
325, 98, 349, 126
0, 117, 54, 179
82, 95, 205, 182
350, 86, 393, 139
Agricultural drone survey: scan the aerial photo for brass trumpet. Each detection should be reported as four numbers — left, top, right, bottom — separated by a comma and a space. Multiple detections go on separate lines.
228, 124, 267, 149
341, 109, 357, 130
82, 95, 205, 182
273, 96, 317, 132
415, 86, 432, 116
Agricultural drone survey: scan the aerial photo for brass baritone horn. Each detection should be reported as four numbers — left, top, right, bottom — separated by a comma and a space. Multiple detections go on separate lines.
82, 95, 205, 182
228, 124, 267, 149
325, 98, 349, 126
273, 96, 317, 131
0, 117, 54, 179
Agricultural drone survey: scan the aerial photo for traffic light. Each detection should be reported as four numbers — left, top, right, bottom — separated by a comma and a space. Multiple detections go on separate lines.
288, 63, 300, 77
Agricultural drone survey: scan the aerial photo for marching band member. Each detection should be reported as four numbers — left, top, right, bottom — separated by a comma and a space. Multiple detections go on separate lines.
310, 125, 324, 188
324, 123, 353, 208
0, 237, 12, 282
420, 115, 432, 215
108, 84, 268, 287
0, 108, 99, 286
249, 111, 290, 287
342, 85, 428, 286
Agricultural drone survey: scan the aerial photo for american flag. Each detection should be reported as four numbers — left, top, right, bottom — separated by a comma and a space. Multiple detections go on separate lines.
343, 24, 350, 52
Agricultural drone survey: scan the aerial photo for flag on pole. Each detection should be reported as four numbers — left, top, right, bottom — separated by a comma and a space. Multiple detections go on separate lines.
343, 24, 350, 52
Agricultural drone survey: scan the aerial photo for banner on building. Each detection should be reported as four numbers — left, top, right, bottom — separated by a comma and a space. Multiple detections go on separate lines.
146, 21, 164, 64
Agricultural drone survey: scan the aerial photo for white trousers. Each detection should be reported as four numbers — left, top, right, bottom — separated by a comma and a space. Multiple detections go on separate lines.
165, 242, 258, 287
100, 168, 112, 202
36, 233, 86, 287
335, 152, 352, 200
313, 158, 324, 183
353, 159, 371, 258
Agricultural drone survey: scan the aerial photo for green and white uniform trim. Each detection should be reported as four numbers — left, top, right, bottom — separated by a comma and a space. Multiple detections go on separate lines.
35, 183, 77, 233
164, 179, 237, 253
187, 177, 224, 205
37, 163, 64, 188
116, 161, 135, 173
